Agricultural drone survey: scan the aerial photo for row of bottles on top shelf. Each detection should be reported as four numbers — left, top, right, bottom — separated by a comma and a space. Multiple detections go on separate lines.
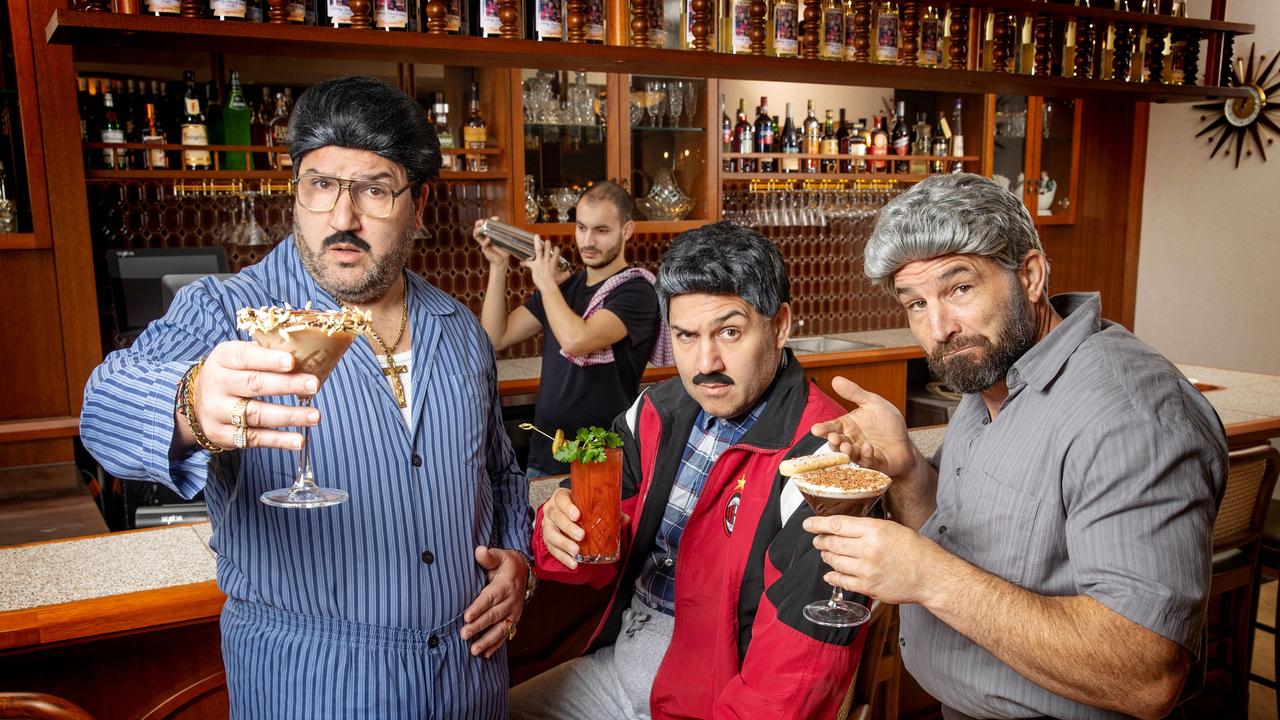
80, 69, 493, 174
723, 96, 966, 176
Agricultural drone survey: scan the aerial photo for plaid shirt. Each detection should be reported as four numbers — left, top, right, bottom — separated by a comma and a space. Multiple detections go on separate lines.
634, 400, 767, 615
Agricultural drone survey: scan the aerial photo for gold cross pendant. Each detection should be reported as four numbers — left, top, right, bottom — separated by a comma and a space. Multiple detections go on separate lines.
382, 362, 409, 408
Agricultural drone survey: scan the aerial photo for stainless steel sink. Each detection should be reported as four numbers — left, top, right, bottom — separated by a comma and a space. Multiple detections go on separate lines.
786, 336, 880, 354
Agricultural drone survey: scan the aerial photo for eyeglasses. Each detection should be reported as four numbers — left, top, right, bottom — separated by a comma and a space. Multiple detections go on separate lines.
291, 175, 413, 219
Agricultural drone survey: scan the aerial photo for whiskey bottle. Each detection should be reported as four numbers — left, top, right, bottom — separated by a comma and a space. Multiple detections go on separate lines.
754, 98, 774, 172
267, 92, 292, 170
146, 0, 181, 14
464, 82, 489, 172
721, 95, 734, 171
435, 99, 456, 172
143, 103, 169, 170
820, 111, 840, 172
820, 0, 844, 60
802, 100, 821, 173
251, 88, 270, 169
836, 108, 850, 171
848, 117, 868, 172
911, 112, 930, 174
100, 92, 127, 171
770, 0, 799, 58
929, 111, 948, 173
868, 113, 888, 172
224, 70, 253, 171
949, 97, 964, 173
919, 4, 941, 66
209, 0, 247, 20
779, 103, 800, 173
873, 0, 899, 63
181, 71, 212, 171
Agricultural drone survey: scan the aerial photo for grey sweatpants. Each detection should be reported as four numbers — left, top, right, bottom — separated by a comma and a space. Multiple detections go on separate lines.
508, 596, 675, 720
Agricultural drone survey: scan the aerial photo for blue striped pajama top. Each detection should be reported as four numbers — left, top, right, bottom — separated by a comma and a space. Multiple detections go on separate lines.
80, 238, 531, 719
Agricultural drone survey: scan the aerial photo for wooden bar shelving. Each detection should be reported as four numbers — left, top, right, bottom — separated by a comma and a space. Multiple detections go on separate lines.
45, 9, 1253, 103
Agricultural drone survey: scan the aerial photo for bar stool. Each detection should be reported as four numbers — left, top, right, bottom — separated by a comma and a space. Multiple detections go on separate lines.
1250, 496, 1280, 703
0, 692, 94, 719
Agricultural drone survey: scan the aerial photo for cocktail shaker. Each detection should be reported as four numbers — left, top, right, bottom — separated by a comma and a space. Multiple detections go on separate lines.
478, 219, 572, 272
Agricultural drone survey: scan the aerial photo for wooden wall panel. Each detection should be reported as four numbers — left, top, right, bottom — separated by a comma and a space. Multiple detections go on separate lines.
1037, 99, 1144, 329
0, 252, 68, 422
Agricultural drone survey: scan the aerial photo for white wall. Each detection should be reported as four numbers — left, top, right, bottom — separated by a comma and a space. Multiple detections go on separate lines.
1136, 0, 1280, 374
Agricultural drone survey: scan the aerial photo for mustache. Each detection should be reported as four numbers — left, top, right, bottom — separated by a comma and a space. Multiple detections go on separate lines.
931, 335, 989, 360
322, 231, 371, 252
693, 372, 734, 386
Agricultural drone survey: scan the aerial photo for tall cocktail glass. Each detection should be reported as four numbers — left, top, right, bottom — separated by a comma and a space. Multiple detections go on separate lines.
570, 447, 623, 563
794, 465, 893, 626
238, 306, 369, 509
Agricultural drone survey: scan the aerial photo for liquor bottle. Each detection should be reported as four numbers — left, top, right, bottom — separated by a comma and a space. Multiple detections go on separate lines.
868, 113, 888, 172
147, 0, 181, 14
891, 100, 909, 173
648, 0, 667, 47
733, 99, 755, 172
873, 0, 898, 63
267, 92, 292, 170
100, 92, 127, 170
835, 108, 850, 170
929, 111, 948, 173
528, 0, 564, 41
143, 103, 169, 170
802, 100, 821, 173
327, 0, 353, 27
375, 0, 410, 29
779, 102, 800, 173
721, 94, 734, 171
122, 79, 140, 162
770, 0, 799, 58
209, 0, 247, 20
949, 97, 964, 173
911, 112, 930, 174
475, 0, 502, 36
224, 70, 253, 170
248, 0, 264, 21
76, 77, 91, 143
848, 117, 867, 172
842, 0, 858, 60
820, 0, 844, 60
1167, 1, 1189, 83
919, 4, 941, 66
585, 0, 605, 42
206, 81, 225, 160
435, 98, 455, 172
755, 98, 774, 172
464, 82, 489, 172
181, 71, 212, 171
251, 88, 270, 169
725, 0, 752, 54
820, 110, 839, 172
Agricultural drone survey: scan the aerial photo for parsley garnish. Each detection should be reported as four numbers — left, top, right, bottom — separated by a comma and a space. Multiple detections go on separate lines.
552, 426, 623, 464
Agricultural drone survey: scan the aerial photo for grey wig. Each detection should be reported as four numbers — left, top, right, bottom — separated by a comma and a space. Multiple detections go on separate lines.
656, 221, 789, 320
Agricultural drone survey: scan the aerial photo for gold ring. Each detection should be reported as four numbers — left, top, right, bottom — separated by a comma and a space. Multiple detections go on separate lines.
230, 397, 250, 431
233, 426, 248, 450
503, 618, 517, 641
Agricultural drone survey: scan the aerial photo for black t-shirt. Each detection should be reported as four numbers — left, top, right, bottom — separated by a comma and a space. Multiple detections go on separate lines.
524, 270, 660, 474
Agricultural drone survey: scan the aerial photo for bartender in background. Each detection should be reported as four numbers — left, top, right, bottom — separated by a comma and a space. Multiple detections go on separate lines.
474, 181, 667, 477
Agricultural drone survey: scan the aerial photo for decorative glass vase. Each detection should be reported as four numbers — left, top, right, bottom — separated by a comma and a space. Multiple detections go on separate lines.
637, 167, 693, 221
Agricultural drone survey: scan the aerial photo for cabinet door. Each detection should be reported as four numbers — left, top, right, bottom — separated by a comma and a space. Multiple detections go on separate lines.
991, 94, 1030, 207
1028, 96, 1082, 225
806, 361, 908, 416
624, 74, 714, 222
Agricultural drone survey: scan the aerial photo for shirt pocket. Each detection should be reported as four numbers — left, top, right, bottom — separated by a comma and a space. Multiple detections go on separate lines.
421, 372, 490, 469
953, 471, 1042, 586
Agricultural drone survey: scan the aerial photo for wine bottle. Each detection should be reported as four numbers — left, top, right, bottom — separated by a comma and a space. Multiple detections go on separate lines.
181, 71, 212, 171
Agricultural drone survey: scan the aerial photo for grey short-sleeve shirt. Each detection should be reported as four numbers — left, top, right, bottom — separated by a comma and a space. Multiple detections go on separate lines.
900, 292, 1227, 720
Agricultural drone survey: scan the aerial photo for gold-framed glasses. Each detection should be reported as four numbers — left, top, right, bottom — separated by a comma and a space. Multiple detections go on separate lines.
291, 175, 413, 219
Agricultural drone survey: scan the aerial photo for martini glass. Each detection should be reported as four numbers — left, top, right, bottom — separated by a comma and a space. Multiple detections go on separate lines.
241, 307, 368, 508
794, 465, 893, 626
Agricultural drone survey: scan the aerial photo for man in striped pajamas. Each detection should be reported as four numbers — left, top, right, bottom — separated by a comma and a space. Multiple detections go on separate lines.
81, 76, 531, 719
805, 173, 1227, 720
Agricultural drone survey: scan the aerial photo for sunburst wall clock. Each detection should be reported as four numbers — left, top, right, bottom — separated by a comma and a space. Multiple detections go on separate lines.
1193, 43, 1279, 168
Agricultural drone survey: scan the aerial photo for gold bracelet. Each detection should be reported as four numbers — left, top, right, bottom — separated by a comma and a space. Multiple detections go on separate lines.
180, 360, 223, 454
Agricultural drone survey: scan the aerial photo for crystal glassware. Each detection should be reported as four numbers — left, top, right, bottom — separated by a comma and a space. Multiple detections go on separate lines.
229, 192, 270, 246
570, 447, 623, 563
237, 306, 371, 509
637, 167, 693, 221
667, 81, 684, 128
794, 464, 893, 626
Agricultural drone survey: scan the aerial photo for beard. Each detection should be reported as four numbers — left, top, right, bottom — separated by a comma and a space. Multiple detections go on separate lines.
580, 240, 622, 269
294, 222, 415, 304
926, 281, 1040, 394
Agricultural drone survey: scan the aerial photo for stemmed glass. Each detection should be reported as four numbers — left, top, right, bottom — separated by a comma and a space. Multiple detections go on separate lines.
682, 81, 698, 126
667, 82, 684, 128
238, 306, 370, 509
229, 192, 270, 246
794, 466, 893, 626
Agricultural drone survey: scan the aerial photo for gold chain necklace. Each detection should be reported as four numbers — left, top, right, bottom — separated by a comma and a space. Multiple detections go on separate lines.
357, 287, 410, 408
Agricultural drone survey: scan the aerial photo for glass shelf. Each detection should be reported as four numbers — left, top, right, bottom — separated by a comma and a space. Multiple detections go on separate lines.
631, 126, 706, 133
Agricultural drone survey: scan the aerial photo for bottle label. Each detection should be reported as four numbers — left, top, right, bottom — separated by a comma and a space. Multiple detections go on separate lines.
892, 135, 909, 155
536, 0, 564, 40
821, 8, 843, 59
181, 124, 211, 168
781, 155, 800, 172
210, 0, 247, 17
843, 10, 858, 60
101, 128, 125, 169
374, 0, 408, 28
586, 0, 606, 41
328, 0, 352, 24
270, 125, 292, 168
143, 134, 169, 169
820, 138, 839, 156
731, 0, 751, 53
147, 0, 181, 12
185, 97, 201, 116
920, 17, 940, 66
772, 3, 798, 57
446, 0, 463, 33
288, 1, 306, 21
875, 11, 898, 62
464, 127, 487, 147
480, 0, 501, 36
